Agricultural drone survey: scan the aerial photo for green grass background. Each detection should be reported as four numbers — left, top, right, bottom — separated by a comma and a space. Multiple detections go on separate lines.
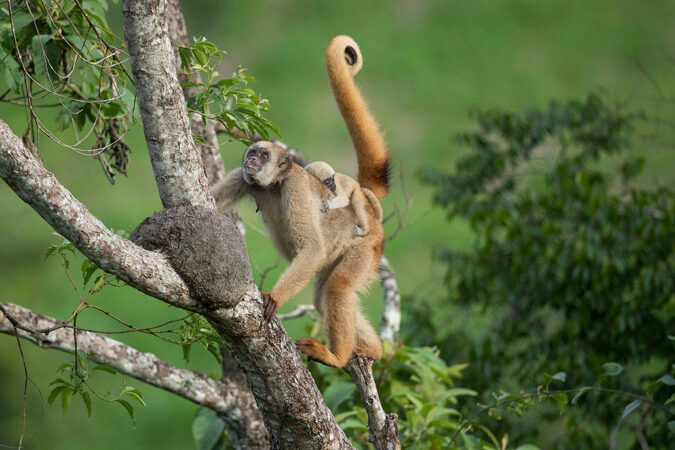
1, 0, 674, 448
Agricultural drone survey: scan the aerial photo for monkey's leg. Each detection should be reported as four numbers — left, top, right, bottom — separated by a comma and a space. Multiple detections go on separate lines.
298, 272, 359, 368
354, 311, 382, 360
349, 193, 370, 236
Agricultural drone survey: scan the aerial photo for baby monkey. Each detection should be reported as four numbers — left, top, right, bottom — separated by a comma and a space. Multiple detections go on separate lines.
305, 161, 383, 237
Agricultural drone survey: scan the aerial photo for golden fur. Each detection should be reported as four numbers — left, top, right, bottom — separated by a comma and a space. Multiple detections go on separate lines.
326, 35, 390, 199
305, 161, 383, 237
213, 35, 389, 368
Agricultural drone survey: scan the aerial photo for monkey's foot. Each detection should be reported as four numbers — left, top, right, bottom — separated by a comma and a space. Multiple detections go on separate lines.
261, 291, 278, 322
296, 338, 347, 368
354, 344, 383, 361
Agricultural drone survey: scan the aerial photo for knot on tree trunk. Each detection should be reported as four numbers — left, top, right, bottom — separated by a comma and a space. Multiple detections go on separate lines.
130, 205, 253, 309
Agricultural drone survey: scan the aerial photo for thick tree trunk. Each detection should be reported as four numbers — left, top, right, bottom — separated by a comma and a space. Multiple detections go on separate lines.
122, 0, 214, 209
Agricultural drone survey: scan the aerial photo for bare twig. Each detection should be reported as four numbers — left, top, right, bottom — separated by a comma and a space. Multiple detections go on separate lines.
277, 304, 318, 321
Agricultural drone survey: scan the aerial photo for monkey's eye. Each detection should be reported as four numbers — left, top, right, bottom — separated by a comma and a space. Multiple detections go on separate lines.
260, 151, 269, 160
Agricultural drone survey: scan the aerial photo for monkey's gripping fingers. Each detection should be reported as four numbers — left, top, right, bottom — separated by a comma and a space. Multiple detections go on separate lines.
261, 291, 279, 322
352, 225, 367, 237
320, 199, 330, 213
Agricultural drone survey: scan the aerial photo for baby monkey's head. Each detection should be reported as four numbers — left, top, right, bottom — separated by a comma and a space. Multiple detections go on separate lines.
305, 161, 337, 195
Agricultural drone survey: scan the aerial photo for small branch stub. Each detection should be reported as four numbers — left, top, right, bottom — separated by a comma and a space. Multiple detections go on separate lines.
345, 357, 400, 450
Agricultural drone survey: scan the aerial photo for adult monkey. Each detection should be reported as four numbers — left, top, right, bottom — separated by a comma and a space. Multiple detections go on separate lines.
213, 35, 389, 368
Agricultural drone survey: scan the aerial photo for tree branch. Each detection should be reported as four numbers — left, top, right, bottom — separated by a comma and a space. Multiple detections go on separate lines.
0, 120, 197, 311
377, 256, 401, 343
122, 0, 213, 209
0, 302, 239, 417
344, 357, 400, 449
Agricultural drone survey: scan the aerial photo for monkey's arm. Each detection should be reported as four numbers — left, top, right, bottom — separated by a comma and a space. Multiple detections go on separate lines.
211, 168, 250, 212
323, 176, 356, 210
265, 186, 327, 319
324, 193, 351, 210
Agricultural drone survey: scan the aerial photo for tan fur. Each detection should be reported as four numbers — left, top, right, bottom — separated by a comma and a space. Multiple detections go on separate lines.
326, 35, 390, 199
305, 161, 383, 237
212, 36, 389, 368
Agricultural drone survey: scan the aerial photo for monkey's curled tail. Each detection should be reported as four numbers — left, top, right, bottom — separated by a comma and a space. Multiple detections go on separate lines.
326, 35, 390, 199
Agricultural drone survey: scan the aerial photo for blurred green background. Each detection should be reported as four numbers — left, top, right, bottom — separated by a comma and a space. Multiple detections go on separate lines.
1, 0, 673, 448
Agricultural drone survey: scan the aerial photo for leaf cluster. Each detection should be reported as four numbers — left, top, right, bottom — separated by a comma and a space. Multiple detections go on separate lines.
0, 0, 133, 181
48, 349, 146, 425
178, 37, 280, 144
409, 92, 674, 447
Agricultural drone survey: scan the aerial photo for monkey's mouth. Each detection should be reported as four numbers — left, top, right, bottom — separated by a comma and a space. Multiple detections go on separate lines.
244, 159, 262, 173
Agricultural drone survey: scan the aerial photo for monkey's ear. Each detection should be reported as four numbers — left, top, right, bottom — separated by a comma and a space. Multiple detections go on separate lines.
278, 152, 291, 170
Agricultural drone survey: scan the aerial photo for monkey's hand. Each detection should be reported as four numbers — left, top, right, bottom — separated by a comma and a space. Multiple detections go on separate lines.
352, 225, 367, 237
261, 291, 279, 321
320, 199, 330, 213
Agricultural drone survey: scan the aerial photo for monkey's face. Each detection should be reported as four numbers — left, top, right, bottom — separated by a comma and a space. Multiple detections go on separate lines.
323, 176, 337, 195
242, 142, 291, 187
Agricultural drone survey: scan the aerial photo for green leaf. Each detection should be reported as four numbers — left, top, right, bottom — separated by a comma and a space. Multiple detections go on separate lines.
571, 386, 592, 405
322, 381, 355, 411
602, 362, 623, 376
338, 417, 369, 431
92, 365, 117, 374
665, 393, 675, 406
122, 387, 147, 407
444, 388, 478, 397
551, 372, 566, 383
354, 406, 368, 424
48, 386, 66, 405
49, 377, 68, 386
658, 375, 675, 386
31, 34, 55, 81
61, 387, 74, 410
182, 343, 192, 363
619, 399, 641, 422
427, 419, 459, 430
551, 393, 567, 414
115, 399, 136, 426
2, 53, 21, 93
81, 260, 98, 286
192, 407, 225, 450
668, 420, 675, 434
81, 391, 92, 417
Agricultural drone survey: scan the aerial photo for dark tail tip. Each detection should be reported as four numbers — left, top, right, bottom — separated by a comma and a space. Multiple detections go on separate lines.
375, 158, 391, 194
344, 45, 358, 66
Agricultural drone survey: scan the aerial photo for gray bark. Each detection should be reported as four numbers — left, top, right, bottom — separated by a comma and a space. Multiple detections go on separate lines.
345, 357, 401, 450
0, 120, 196, 311
219, 348, 269, 449
378, 256, 401, 343
122, 0, 214, 209
0, 303, 239, 418
165, 0, 225, 185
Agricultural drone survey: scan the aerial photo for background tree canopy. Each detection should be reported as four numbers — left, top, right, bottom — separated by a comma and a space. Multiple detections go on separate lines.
0, 1, 673, 449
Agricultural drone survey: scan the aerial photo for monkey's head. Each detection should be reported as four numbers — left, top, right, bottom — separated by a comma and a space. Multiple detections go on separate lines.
242, 141, 292, 187
304, 161, 337, 195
